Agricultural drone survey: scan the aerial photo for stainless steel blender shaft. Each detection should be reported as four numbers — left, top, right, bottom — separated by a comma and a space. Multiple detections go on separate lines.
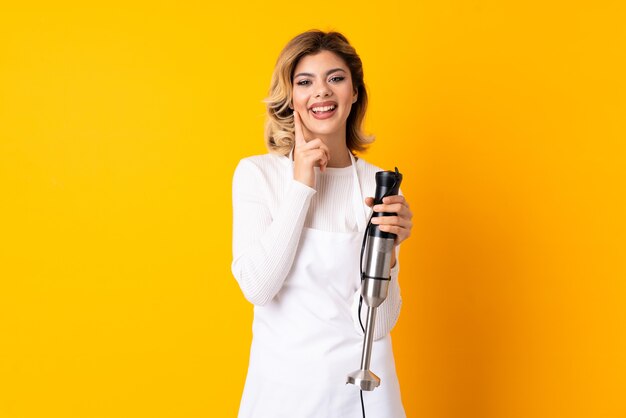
346, 236, 394, 391
360, 306, 377, 371
345, 305, 381, 391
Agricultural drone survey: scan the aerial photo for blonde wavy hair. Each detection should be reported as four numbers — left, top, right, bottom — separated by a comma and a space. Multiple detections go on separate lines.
264, 30, 374, 155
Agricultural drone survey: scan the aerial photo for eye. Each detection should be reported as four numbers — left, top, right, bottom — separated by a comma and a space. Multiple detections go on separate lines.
296, 79, 311, 86
330, 76, 345, 83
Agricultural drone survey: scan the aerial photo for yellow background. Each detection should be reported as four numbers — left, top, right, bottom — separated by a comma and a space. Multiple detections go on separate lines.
1, 1, 625, 417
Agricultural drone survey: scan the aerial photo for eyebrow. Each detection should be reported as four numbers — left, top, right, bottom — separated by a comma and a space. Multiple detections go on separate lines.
293, 68, 347, 79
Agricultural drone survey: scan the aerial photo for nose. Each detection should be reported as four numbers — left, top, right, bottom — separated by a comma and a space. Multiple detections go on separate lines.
316, 84, 332, 98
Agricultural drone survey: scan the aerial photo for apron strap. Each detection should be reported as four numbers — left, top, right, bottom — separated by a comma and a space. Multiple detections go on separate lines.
349, 152, 368, 232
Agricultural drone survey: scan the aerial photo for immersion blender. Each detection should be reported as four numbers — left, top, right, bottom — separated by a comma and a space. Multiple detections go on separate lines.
347, 168, 402, 391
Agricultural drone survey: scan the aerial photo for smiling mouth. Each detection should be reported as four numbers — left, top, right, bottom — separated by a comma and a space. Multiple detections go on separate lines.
311, 104, 337, 114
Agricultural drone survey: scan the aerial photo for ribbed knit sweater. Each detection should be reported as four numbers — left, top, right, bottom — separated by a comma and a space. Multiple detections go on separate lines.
231, 153, 402, 339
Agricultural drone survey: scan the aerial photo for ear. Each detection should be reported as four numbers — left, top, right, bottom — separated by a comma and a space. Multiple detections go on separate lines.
352, 89, 358, 103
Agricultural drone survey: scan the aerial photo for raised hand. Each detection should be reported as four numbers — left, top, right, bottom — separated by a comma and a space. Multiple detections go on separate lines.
292, 111, 331, 188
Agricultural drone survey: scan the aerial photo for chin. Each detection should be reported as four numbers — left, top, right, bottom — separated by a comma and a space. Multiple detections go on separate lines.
310, 128, 341, 138
307, 120, 346, 136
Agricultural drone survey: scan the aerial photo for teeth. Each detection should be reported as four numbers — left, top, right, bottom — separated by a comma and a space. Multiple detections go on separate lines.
311, 105, 336, 113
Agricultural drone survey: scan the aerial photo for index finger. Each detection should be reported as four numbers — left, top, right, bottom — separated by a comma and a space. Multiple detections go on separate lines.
293, 111, 306, 146
382, 194, 408, 207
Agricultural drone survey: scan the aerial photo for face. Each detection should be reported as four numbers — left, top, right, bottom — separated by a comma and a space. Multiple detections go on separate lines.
291, 50, 357, 140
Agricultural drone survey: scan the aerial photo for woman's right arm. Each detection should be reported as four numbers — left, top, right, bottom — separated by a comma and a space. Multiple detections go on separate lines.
231, 158, 315, 306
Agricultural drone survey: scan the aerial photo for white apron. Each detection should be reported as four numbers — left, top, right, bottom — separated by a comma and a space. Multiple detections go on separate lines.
238, 154, 406, 418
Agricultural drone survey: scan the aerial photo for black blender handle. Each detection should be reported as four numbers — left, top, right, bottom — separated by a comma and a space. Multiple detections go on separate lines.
369, 168, 402, 239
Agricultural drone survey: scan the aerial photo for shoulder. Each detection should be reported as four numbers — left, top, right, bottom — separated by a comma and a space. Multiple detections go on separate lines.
233, 153, 292, 194
234, 153, 289, 178
355, 156, 386, 179
236, 153, 288, 170
354, 157, 379, 196
355, 156, 400, 196
355, 156, 405, 197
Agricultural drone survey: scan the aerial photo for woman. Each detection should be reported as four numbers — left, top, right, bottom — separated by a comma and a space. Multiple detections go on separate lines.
231, 30, 413, 418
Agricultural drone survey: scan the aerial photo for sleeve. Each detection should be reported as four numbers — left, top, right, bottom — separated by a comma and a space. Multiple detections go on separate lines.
351, 245, 402, 340
231, 158, 316, 306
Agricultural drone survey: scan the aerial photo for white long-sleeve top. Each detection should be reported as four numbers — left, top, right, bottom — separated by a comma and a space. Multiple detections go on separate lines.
231, 153, 402, 339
